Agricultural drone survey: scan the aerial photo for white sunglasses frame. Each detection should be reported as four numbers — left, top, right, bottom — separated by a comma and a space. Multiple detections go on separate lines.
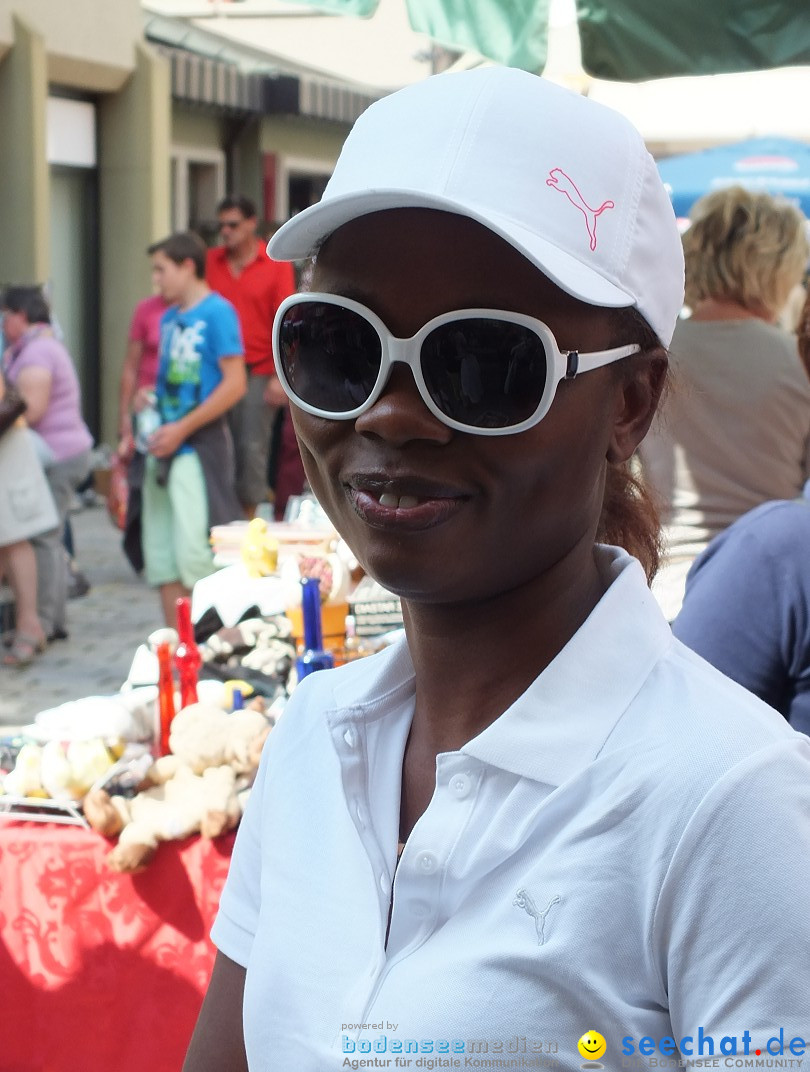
272, 292, 641, 437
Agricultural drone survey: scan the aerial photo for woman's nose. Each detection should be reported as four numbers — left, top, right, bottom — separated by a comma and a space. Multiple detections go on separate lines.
353, 364, 453, 447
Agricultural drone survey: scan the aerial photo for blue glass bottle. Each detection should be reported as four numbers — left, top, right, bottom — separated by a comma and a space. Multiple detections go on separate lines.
296, 577, 334, 680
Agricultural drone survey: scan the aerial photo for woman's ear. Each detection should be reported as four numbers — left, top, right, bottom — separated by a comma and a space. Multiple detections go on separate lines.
606, 354, 668, 464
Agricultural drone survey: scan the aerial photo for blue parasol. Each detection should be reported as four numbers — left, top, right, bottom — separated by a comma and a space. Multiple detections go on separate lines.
657, 136, 810, 219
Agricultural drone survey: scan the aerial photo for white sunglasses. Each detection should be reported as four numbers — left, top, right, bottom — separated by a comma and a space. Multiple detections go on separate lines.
272, 292, 640, 436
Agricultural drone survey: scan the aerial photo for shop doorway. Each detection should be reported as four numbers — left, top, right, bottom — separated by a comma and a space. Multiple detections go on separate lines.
48, 165, 100, 438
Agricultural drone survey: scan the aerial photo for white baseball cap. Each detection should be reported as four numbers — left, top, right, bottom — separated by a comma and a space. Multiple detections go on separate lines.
268, 66, 684, 347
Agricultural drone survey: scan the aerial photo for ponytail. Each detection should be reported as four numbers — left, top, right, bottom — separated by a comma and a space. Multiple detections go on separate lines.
598, 461, 662, 583
600, 308, 669, 583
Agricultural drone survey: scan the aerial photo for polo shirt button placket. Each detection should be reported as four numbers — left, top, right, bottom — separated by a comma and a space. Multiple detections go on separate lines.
450, 772, 473, 799
334, 718, 390, 924
410, 900, 431, 919
389, 849, 441, 949
416, 851, 439, 875
337, 725, 367, 834
343, 726, 358, 749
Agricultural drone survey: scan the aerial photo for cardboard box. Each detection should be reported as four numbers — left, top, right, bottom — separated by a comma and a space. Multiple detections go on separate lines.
286, 600, 349, 654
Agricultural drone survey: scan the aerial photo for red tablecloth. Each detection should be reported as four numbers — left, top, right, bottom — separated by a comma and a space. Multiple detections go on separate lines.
0, 821, 235, 1072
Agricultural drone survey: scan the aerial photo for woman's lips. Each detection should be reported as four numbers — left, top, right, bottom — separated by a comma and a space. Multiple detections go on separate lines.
348, 482, 469, 531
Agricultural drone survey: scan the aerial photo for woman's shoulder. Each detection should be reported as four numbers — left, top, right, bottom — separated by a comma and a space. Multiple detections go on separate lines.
613, 636, 804, 788
673, 314, 794, 346
16, 331, 71, 368
671, 315, 808, 389
745, 316, 806, 356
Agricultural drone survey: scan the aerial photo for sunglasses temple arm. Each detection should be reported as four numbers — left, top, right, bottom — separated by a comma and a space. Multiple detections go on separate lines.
570, 343, 641, 377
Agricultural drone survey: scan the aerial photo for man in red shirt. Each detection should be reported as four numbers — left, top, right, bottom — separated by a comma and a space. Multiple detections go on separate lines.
206, 194, 295, 517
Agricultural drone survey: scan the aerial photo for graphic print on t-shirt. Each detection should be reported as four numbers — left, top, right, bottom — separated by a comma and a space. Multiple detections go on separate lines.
160, 318, 206, 424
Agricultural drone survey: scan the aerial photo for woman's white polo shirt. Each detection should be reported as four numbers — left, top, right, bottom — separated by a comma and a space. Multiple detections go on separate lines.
212, 546, 810, 1070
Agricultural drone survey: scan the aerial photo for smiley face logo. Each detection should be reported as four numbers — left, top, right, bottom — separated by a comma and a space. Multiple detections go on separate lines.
577, 1031, 607, 1063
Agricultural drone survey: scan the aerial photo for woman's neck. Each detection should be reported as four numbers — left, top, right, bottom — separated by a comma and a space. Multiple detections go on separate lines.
396, 544, 607, 842
690, 296, 773, 323
401, 544, 606, 751
4, 323, 50, 364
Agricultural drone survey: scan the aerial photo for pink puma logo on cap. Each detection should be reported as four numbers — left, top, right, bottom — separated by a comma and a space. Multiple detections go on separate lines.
546, 168, 614, 251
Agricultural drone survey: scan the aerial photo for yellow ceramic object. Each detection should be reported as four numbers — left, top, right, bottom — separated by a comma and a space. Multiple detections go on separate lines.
241, 518, 279, 578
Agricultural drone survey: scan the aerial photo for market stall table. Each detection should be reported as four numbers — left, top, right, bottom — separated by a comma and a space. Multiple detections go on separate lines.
0, 820, 234, 1072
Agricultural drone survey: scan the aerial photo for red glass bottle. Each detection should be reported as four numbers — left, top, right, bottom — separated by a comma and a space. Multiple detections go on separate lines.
174, 596, 202, 708
156, 641, 176, 757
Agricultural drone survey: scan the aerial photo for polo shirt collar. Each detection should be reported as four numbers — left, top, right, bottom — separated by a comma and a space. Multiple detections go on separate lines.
329, 546, 673, 788
463, 547, 673, 786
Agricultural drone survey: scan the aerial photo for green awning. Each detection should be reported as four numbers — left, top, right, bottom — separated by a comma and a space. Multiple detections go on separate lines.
279, 0, 810, 82
578, 0, 810, 81
405, 0, 550, 73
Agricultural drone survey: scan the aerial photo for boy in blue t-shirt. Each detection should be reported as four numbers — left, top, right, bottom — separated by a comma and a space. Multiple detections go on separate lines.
139, 231, 246, 625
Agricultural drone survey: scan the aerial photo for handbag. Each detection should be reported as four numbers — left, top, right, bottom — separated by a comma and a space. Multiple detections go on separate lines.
0, 379, 27, 438
107, 452, 130, 531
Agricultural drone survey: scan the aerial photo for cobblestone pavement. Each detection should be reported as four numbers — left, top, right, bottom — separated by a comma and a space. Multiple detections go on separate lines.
0, 501, 160, 728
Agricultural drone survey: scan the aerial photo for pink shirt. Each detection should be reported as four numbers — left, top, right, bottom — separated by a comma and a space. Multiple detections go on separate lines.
4, 328, 93, 461
128, 295, 170, 390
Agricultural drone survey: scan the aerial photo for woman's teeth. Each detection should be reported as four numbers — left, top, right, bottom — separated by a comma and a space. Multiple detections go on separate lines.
379, 493, 420, 509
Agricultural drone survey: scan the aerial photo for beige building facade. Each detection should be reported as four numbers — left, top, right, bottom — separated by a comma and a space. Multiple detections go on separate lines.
0, 0, 372, 443
0, 0, 169, 442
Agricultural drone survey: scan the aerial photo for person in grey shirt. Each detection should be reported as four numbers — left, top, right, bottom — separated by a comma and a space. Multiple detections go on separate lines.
640, 186, 810, 620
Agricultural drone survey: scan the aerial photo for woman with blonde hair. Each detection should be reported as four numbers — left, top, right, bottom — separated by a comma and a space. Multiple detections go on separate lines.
640, 185, 810, 619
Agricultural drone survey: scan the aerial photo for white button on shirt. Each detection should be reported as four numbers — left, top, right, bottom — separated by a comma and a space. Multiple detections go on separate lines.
449, 772, 472, 798
212, 547, 810, 1072
415, 851, 438, 874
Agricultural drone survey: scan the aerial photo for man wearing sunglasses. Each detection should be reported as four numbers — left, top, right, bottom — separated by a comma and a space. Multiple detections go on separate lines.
206, 194, 295, 518
185, 68, 810, 1072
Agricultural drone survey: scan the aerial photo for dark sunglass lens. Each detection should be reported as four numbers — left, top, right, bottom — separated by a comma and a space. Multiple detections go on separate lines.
277, 302, 382, 413
421, 320, 548, 428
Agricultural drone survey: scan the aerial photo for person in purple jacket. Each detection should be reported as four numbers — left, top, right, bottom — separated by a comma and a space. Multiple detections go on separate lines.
1, 286, 93, 649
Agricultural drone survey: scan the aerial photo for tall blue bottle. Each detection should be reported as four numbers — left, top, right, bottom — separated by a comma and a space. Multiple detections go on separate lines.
296, 577, 335, 680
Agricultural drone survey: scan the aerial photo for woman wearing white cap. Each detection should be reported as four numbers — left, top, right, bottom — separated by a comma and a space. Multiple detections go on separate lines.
184, 68, 810, 1072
